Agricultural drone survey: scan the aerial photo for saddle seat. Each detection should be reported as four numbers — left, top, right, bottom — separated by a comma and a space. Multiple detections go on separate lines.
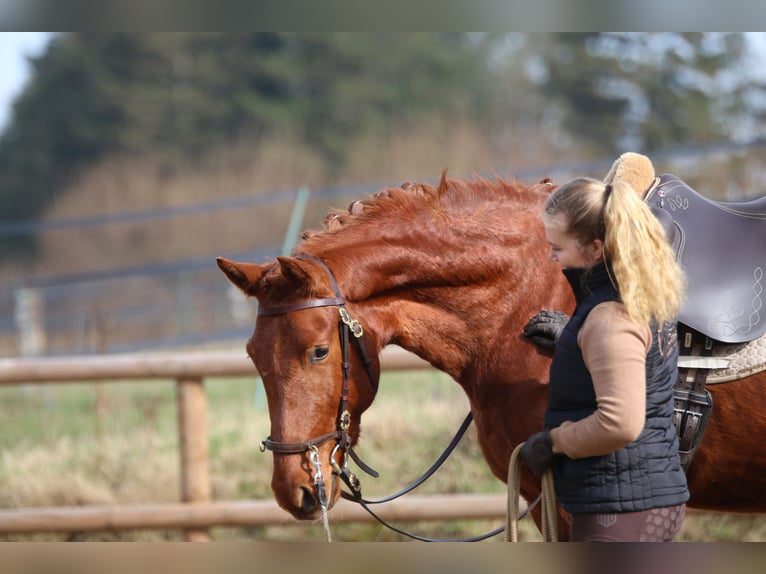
645, 174, 766, 344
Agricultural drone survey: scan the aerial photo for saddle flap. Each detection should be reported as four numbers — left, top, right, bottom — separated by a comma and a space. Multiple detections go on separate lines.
648, 174, 766, 344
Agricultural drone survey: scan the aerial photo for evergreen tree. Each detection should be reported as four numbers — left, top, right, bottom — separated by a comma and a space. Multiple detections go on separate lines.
0, 32, 493, 258
525, 32, 755, 153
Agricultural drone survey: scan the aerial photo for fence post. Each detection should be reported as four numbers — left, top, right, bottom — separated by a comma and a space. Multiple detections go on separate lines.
281, 186, 311, 256
176, 376, 212, 542
14, 286, 46, 357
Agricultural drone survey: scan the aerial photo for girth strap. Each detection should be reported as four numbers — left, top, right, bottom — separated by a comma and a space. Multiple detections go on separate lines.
673, 325, 714, 471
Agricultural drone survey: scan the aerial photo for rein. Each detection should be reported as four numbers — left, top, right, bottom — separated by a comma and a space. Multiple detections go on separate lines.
256, 253, 524, 542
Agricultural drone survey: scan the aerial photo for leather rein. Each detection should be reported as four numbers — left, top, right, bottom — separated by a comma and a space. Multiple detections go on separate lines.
256, 253, 512, 541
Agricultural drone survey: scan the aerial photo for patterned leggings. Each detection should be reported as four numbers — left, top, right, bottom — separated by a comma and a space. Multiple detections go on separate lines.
570, 504, 686, 542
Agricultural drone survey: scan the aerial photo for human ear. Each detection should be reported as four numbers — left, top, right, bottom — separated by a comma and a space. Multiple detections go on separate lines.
589, 239, 605, 262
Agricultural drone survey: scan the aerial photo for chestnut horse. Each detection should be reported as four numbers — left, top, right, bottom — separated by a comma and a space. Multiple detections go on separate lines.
218, 172, 766, 539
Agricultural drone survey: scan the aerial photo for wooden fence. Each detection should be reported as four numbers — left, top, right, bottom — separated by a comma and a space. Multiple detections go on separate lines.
0, 347, 508, 541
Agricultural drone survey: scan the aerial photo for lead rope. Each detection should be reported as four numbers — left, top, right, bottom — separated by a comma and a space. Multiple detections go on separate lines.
505, 443, 558, 542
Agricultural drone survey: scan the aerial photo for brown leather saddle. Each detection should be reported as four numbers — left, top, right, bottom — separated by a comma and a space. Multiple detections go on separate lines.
645, 174, 766, 469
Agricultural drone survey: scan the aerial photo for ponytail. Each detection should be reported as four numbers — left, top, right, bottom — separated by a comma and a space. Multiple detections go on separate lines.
603, 180, 685, 326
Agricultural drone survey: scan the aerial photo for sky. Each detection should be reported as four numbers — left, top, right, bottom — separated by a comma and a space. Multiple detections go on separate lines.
0, 32, 53, 133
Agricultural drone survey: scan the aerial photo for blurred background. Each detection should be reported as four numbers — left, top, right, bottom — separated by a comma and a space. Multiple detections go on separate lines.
3, 32, 766, 358
3, 32, 766, 542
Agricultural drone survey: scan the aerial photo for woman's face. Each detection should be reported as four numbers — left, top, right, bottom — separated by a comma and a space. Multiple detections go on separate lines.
544, 216, 604, 269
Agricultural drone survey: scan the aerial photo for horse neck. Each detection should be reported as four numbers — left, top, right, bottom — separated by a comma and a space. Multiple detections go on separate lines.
312, 216, 571, 384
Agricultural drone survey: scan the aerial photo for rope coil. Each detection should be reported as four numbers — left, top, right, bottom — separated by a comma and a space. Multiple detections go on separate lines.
505, 442, 558, 542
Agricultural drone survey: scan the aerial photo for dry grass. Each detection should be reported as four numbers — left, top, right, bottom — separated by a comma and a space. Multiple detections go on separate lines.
0, 368, 507, 541
10, 138, 327, 279
1, 364, 765, 542
1, 118, 570, 284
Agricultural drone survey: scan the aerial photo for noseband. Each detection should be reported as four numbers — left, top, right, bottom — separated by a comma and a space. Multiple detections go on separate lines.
257, 254, 379, 493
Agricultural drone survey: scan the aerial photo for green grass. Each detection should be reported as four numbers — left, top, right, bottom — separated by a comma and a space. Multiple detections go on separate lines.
0, 369, 764, 541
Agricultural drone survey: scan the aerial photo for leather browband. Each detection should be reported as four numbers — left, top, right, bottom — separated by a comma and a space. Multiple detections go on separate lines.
257, 297, 343, 316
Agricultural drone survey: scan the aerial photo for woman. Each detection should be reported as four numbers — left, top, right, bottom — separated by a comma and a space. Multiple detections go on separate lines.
521, 174, 689, 542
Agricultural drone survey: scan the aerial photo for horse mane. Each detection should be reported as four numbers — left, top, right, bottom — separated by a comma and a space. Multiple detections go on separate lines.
300, 170, 551, 245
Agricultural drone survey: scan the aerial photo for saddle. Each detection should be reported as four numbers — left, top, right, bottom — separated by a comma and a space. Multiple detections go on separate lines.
645, 174, 766, 344
643, 173, 766, 469
605, 153, 766, 470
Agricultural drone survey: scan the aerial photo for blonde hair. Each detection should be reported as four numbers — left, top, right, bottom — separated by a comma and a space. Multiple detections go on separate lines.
543, 176, 685, 326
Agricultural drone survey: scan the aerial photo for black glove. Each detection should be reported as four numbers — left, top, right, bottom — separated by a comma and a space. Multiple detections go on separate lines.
523, 309, 569, 351
520, 430, 554, 477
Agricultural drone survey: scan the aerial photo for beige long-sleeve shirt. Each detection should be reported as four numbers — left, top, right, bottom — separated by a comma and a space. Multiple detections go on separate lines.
549, 301, 652, 459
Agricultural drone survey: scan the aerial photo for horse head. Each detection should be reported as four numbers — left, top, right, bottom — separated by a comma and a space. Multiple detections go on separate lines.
217, 253, 382, 520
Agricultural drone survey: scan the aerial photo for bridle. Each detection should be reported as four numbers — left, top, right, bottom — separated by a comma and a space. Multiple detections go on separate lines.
256, 254, 380, 518
255, 253, 520, 541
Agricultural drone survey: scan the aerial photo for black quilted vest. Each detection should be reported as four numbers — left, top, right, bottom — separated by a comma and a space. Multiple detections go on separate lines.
544, 263, 689, 514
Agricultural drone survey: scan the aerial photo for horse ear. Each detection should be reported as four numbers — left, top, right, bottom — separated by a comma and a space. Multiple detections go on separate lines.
276, 256, 317, 290
437, 168, 449, 197
216, 257, 267, 296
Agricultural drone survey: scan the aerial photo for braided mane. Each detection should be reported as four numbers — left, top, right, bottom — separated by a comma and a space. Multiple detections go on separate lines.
300, 171, 550, 247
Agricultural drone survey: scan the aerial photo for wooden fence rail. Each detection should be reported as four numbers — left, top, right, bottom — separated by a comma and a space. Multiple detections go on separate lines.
0, 346, 509, 541
0, 347, 430, 383
0, 495, 509, 535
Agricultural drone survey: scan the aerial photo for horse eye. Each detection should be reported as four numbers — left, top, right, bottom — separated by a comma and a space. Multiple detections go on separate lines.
309, 346, 330, 364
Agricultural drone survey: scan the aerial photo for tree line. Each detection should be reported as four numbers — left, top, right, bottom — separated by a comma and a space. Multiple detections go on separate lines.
1, 32, 763, 259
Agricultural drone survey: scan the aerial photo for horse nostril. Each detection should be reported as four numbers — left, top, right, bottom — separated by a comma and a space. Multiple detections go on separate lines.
299, 486, 318, 514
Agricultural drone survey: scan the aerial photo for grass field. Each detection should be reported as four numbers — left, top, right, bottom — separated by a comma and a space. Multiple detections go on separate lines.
1, 363, 764, 542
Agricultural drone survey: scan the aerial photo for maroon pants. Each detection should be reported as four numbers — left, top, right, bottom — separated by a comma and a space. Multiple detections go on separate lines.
570, 504, 686, 542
